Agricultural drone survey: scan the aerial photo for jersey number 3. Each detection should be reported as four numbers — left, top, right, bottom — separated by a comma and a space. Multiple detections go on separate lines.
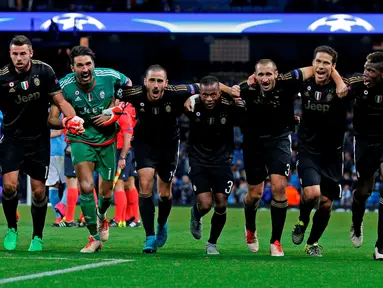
225, 180, 234, 194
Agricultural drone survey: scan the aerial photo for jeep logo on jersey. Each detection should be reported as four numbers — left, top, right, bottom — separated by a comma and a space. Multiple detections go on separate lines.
15, 92, 40, 104
304, 102, 330, 112
79, 106, 104, 115
21, 81, 29, 90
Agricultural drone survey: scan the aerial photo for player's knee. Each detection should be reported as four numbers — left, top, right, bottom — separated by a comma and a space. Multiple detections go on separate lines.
158, 183, 172, 198
246, 184, 263, 201
214, 194, 228, 209
303, 186, 320, 201
3, 182, 17, 195
32, 189, 46, 201
197, 196, 213, 211
270, 176, 287, 200
319, 198, 333, 211
139, 178, 154, 196
214, 200, 228, 212
79, 180, 94, 194
199, 201, 212, 212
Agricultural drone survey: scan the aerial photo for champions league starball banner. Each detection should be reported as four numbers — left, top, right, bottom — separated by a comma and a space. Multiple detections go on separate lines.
0, 12, 381, 34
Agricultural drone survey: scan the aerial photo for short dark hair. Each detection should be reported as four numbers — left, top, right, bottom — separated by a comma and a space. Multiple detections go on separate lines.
366, 52, 383, 72
255, 59, 277, 71
145, 64, 167, 78
9, 35, 32, 49
367, 52, 383, 63
314, 45, 338, 64
69, 46, 95, 65
200, 76, 219, 87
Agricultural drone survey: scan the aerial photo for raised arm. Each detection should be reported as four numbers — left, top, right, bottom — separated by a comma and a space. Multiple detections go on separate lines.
331, 68, 348, 97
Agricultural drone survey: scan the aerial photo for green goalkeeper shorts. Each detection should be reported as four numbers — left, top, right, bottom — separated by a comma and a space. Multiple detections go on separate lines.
70, 141, 116, 181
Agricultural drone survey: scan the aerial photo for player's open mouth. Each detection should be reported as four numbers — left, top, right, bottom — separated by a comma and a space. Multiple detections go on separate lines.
81, 72, 91, 81
261, 81, 271, 90
316, 71, 326, 80
364, 78, 371, 86
152, 90, 160, 97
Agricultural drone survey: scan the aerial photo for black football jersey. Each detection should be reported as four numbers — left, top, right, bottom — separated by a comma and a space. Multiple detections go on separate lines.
0, 60, 61, 139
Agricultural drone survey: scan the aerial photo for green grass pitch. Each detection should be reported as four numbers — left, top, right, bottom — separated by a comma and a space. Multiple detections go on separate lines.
0, 206, 381, 287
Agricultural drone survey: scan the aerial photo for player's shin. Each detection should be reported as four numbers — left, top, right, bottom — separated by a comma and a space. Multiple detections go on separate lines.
299, 188, 319, 226
352, 181, 373, 230
208, 207, 227, 245
139, 194, 155, 236
270, 198, 288, 243
2, 190, 19, 230
307, 199, 332, 245
80, 193, 99, 239
243, 194, 260, 233
31, 195, 48, 239
97, 180, 113, 218
97, 195, 113, 218
157, 195, 172, 227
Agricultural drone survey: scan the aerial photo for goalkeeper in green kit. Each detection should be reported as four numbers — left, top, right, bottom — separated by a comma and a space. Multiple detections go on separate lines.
57, 46, 132, 252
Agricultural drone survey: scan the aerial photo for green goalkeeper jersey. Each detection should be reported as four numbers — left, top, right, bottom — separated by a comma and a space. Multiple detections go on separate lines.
60, 68, 131, 145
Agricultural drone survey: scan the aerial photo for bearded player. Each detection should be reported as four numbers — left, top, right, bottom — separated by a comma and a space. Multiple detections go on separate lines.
57, 46, 132, 252
0, 35, 81, 252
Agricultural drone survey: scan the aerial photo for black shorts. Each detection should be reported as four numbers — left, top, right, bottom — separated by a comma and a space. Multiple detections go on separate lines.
64, 153, 76, 178
133, 139, 179, 183
0, 135, 50, 181
354, 136, 383, 181
243, 134, 292, 185
116, 149, 138, 181
189, 164, 234, 195
297, 150, 343, 200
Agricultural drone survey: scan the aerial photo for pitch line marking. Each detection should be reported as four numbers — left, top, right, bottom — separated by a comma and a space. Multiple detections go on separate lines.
0, 256, 132, 261
0, 259, 132, 284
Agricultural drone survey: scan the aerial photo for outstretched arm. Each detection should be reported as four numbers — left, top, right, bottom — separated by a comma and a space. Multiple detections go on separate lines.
48, 105, 64, 129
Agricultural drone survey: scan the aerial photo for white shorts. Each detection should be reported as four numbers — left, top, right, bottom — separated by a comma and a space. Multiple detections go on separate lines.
46, 156, 66, 186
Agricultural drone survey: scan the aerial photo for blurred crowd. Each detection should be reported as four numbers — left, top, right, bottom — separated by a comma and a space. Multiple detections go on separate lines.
1, 0, 382, 13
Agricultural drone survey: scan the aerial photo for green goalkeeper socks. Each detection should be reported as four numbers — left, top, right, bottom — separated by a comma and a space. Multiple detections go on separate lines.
80, 193, 98, 238
98, 196, 112, 218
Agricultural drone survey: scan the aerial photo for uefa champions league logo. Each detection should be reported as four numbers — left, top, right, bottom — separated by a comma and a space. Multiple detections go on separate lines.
308, 14, 374, 32
40, 13, 106, 31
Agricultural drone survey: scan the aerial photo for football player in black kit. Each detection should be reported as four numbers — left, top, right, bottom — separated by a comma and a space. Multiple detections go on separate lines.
185, 76, 245, 255
119, 65, 234, 253
291, 46, 350, 257
119, 65, 200, 253
346, 52, 383, 261
232, 57, 346, 256
0, 35, 82, 252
